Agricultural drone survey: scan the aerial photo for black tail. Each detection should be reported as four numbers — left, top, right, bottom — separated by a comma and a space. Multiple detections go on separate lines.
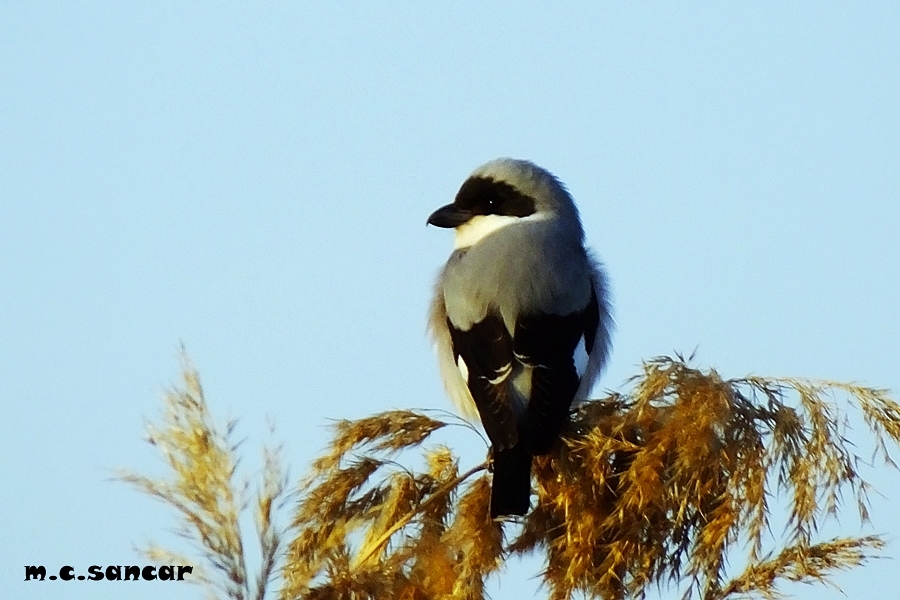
490, 444, 532, 518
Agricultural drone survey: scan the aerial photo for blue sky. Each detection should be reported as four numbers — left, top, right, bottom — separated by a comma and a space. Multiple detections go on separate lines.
2, 3, 899, 599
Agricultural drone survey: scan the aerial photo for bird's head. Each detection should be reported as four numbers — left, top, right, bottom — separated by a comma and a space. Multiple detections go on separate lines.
427, 158, 582, 249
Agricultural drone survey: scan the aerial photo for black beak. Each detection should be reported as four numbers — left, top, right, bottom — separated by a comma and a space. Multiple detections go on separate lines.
427, 203, 472, 228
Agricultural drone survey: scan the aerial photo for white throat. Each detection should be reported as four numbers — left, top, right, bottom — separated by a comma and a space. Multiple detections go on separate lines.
453, 214, 522, 249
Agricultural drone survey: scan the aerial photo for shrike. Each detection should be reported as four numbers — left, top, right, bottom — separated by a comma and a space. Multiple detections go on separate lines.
428, 158, 612, 518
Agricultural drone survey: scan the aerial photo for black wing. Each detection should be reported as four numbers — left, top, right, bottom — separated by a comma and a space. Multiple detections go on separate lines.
446, 314, 518, 450
515, 286, 600, 455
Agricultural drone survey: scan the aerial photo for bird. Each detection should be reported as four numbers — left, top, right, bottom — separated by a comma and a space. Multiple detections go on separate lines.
427, 158, 612, 518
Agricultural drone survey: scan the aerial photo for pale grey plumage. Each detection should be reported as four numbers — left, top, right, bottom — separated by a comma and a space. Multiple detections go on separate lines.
430, 158, 612, 418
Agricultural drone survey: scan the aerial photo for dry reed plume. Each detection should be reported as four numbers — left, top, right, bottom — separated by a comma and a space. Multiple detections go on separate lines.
122, 355, 900, 600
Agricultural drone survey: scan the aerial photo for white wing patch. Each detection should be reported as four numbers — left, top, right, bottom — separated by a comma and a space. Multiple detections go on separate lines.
487, 363, 512, 385
573, 335, 589, 379
456, 355, 469, 382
